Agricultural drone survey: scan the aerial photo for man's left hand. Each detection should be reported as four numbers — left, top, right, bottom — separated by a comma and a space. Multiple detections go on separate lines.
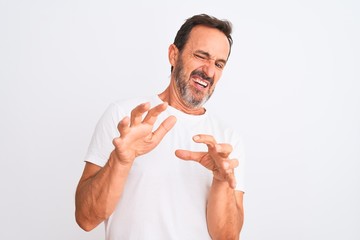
175, 134, 239, 189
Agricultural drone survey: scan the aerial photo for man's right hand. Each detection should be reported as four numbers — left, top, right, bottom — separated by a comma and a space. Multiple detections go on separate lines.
112, 102, 177, 165
75, 101, 176, 231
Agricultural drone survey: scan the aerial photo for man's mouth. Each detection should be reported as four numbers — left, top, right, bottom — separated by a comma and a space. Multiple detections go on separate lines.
194, 78, 208, 88
190, 71, 213, 89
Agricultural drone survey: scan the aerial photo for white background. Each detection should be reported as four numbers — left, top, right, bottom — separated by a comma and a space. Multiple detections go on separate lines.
1, 0, 359, 239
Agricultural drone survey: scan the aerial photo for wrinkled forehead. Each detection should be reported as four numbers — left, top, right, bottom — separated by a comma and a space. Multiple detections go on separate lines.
185, 25, 230, 60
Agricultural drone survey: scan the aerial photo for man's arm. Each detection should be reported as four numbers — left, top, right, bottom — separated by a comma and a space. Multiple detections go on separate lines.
207, 181, 244, 240
175, 134, 244, 239
75, 102, 176, 231
75, 155, 132, 231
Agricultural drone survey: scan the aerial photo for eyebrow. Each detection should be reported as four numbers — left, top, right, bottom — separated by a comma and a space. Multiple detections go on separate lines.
194, 50, 227, 65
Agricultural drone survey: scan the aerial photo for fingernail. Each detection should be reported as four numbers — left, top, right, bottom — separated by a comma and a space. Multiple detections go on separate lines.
193, 135, 200, 141
223, 162, 229, 169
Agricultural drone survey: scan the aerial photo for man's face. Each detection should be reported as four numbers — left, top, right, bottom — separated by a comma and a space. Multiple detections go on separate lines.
172, 25, 230, 109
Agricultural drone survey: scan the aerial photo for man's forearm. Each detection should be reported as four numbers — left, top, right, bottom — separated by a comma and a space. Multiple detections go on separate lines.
75, 152, 132, 231
207, 179, 244, 240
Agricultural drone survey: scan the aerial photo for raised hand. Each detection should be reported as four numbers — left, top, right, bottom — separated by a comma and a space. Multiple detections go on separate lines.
175, 134, 239, 189
112, 102, 177, 165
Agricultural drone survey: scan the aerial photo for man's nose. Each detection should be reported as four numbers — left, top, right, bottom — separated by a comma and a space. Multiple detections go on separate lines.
202, 61, 216, 79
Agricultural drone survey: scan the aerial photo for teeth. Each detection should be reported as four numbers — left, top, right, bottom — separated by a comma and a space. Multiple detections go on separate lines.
194, 79, 208, 87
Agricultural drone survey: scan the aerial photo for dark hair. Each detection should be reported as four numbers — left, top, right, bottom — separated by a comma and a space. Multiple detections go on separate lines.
171, 14, 233, 72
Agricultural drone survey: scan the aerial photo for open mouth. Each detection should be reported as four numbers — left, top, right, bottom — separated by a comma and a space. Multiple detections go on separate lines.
190, 71, 213, 90
194, 78, 208, 88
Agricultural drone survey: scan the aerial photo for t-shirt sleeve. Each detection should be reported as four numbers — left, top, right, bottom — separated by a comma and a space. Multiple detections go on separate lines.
84, 103, 124, 167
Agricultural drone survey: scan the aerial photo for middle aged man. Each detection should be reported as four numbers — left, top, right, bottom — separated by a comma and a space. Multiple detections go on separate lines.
75, 13, 245, 240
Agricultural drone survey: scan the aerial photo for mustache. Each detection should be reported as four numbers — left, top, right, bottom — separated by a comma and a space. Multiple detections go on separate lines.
191, 70, 214, 86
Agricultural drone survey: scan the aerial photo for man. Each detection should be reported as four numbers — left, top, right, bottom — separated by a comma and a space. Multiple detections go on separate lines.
75, 14, 245, 239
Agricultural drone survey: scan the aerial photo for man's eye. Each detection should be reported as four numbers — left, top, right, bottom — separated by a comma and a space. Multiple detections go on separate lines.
216, 63, 224, 69
194, 54, 206, 60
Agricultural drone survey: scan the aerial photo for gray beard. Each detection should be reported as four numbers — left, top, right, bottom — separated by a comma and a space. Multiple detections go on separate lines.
173, 65, 213, 109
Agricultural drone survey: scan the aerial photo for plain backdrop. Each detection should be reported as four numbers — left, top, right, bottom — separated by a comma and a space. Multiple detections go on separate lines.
1, 0, 359, 239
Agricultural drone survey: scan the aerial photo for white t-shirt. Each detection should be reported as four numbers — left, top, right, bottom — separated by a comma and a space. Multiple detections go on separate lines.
85, 95, 245, 240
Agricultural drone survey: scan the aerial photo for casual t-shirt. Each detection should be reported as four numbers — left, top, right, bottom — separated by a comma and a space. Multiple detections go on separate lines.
85, 95, 245, 240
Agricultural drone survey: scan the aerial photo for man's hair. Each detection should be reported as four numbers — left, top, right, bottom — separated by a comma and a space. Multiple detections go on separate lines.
171, 14, 233, 72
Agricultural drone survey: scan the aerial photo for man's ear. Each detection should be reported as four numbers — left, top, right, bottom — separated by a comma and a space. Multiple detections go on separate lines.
168, 44, 179, 68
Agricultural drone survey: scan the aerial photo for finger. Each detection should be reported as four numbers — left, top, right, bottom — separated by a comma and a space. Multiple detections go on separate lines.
151, 115, 177, 142
112, 136, 125, 152
215, 143, 233, 158
130, 102, 150, 127
193, 134, 217, 149
222, 159, 239, 173
175, 149, 207, 162
117, 116, 130, 136
112, 136, 121, 149
142, 102, 168, 126
227, 172, 237, 189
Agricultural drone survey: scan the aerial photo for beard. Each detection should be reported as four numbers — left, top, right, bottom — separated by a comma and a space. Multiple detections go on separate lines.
173, 58, 215, 109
